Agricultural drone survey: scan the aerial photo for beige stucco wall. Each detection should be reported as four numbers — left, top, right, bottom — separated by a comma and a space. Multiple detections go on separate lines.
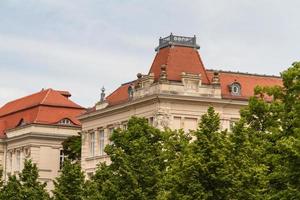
81, 99, 158, 175
2, 124, 80, 192
80, 94, 247, 176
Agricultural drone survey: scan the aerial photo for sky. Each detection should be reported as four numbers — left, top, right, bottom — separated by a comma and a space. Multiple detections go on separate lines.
0, 0, 299, 108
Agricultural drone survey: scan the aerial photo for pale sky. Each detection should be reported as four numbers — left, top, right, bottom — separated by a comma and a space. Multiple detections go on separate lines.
0, 0, 299, 107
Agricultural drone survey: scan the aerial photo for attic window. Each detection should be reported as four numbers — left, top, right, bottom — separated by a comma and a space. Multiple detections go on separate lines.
17, 119, 26, 127
59, 118, 72, 125
229, 82, 241, 96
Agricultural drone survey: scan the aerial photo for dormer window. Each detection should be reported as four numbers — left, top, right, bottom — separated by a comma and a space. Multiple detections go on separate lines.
17, 119, 26, 127
58, 118, 72, 125
229, 82, 241, 96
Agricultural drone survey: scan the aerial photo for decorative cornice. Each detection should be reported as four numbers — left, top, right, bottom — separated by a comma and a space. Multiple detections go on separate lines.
80, 93, 248, 122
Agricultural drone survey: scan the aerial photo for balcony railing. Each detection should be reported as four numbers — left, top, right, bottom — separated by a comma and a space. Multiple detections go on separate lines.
155, 34, 200, 51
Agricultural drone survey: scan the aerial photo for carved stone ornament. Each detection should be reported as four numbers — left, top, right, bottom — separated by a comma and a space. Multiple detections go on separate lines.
100, 87, 106, 102
212, 71, 220, 85
24, 147, 31, 158
159, 64, 168, 83
153, 110, 170, 129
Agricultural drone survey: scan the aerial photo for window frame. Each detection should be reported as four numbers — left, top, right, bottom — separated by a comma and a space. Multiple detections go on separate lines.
89, 132, 95, 157
99, 129, 105, 156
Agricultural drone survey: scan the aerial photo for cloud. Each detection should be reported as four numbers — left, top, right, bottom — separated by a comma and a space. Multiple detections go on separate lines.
0, 0, 300, 108
0, 33, 153, 107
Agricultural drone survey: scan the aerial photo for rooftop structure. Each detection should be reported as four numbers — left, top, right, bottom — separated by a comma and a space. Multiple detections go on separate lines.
79, 34, 282, 176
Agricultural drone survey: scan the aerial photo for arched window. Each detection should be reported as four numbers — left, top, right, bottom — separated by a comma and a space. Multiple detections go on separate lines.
58, 118, 72, 125
17, 118, 26, 127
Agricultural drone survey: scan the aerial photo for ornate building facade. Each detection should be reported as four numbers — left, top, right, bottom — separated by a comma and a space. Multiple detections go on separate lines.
0, 89, 85, 191
79, 34, 282, 176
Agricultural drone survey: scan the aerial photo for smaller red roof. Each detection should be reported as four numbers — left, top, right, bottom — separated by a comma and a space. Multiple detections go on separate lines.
0, 89, 85, 138
106, 83, 131, 106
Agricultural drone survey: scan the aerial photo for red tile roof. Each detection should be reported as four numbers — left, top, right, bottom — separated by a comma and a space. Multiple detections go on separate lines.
149, 46, 210, 84
105, 45, 282, 108
0, 89, 85, 138
206, 70, 282, 100
106, 83, 131, 106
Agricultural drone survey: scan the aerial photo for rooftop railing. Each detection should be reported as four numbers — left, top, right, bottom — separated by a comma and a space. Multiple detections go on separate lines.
155, 33, 200, 51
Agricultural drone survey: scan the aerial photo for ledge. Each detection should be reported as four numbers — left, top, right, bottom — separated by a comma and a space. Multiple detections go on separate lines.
85, 154, 109, 161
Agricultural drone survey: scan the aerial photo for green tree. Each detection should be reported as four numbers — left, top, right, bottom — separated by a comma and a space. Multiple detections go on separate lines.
0, 175, 23, 200
228, 62, 300, 199
227, 117, 270, 199
266, 62, 300, 199
19, 160, 50, 200
86, 117, 169, 200
62, 133, 82, 161
160, 107, 232, 200
52, 159, 85, 200
0, 160, 49, 200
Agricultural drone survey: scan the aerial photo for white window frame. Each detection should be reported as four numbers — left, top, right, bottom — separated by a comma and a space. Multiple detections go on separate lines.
16, 150, 21, 171
99, 129, 105, 156
59, 149, 65, 169
9, 152, 13, 172
108, 127, 114, 144
89, 132, 95, 157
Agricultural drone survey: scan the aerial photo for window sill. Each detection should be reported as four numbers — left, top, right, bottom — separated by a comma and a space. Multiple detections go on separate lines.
85, 154, 109, 161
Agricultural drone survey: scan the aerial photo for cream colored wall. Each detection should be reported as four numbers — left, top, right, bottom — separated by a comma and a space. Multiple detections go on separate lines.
80, 95, 247, 176
2, 124, 80, 192
81, 100, 158, 175
166, 100, 243, 131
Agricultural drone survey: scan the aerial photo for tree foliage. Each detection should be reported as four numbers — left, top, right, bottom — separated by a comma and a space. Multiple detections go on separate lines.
0, 175, 23, 200
62, 133, 82, 161
159, 107, 232, 200
0, 62, 299, 199
85, 117, 171, 200
52, 159, 85, 200
0, 159, 49, 200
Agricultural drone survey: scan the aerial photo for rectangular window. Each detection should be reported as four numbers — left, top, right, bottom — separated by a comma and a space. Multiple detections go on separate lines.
122, 121, 128, 130
89, 132, 95, 157
173, 116, 182, 130
99, 130, 105, 155
59, 150, 65, 169
148, 117, 154, 126
16, 150, 20, 171
184, 117, 198, 132
108, 127, 114, 144
9, 152, 13, 172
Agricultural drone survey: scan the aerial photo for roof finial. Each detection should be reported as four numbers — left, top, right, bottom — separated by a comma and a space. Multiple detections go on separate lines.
100, 86, 105, 102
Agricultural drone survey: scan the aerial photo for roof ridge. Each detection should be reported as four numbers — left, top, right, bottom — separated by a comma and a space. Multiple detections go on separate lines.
34, 105, 41, 123
196, 50, 210, 84
1, 88, 49, 107
206, 69, 281, 78
106, 83, 130, 99
40, 88, 51, 105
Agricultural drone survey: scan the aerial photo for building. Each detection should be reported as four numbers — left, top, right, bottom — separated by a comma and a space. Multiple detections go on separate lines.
0, 88, 85, 191
79, 34, 282, 176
